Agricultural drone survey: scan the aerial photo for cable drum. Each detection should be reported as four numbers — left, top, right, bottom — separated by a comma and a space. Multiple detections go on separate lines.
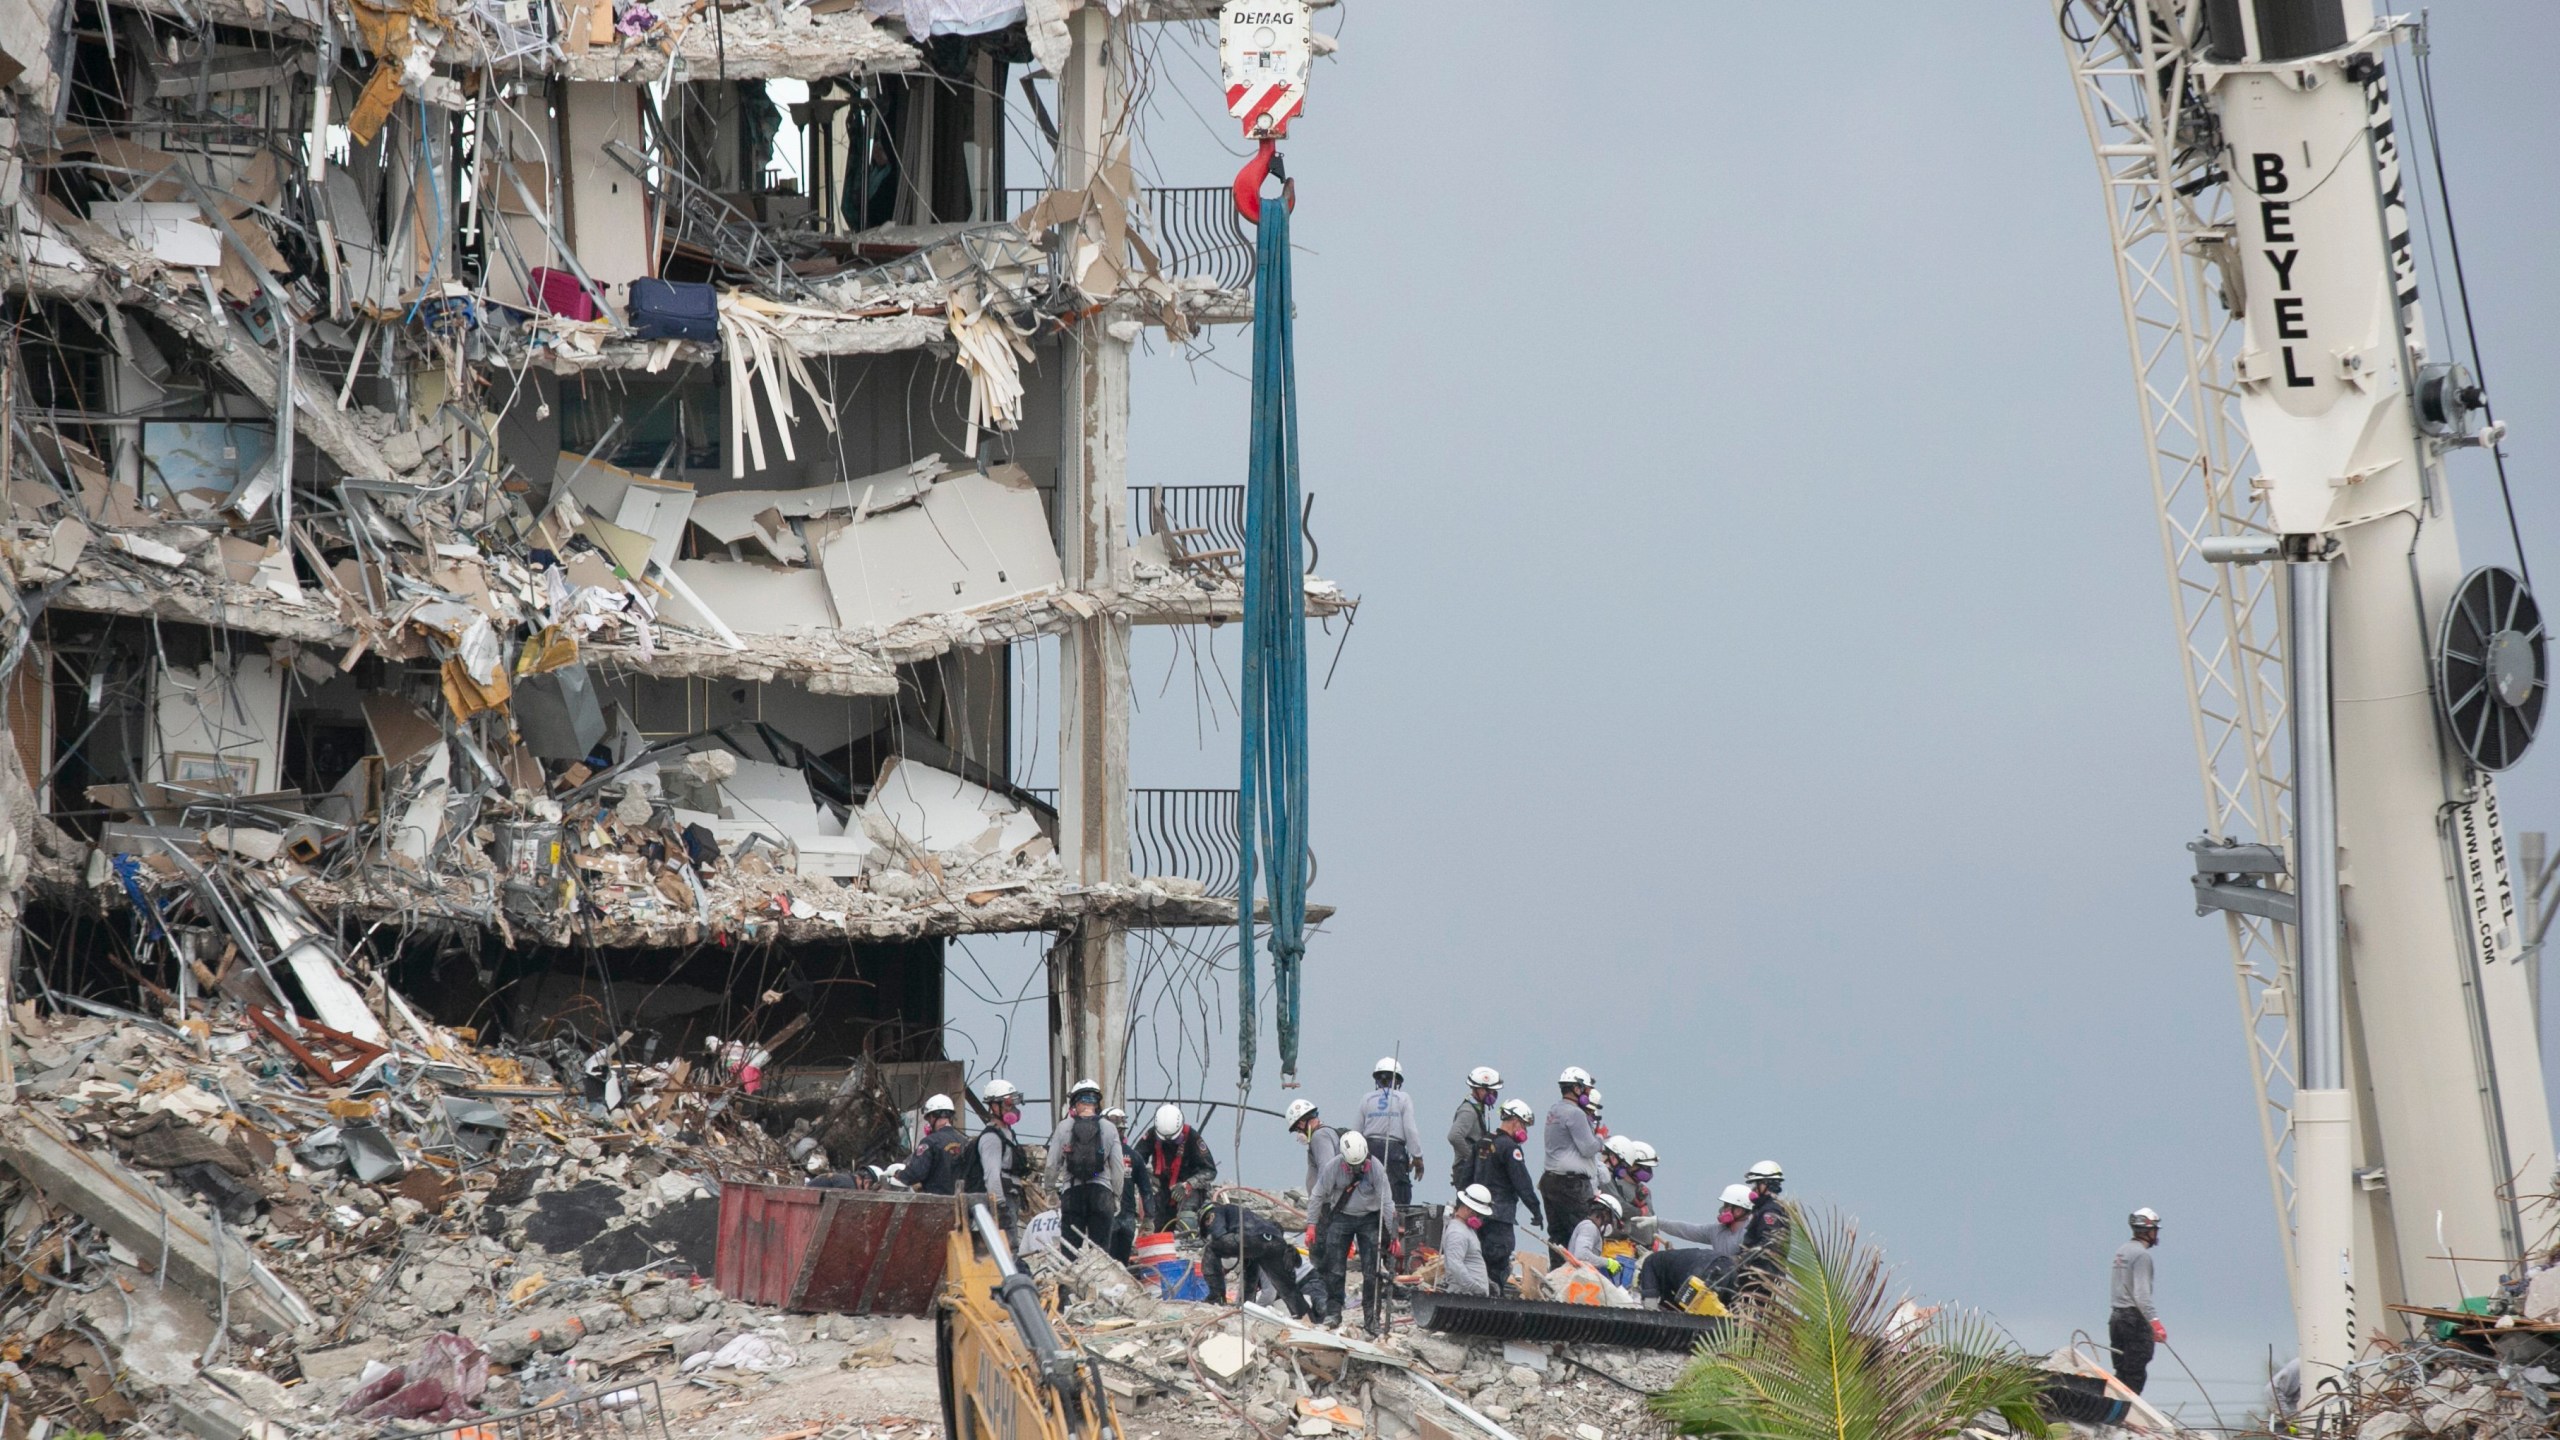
2435, 565, 2547, 771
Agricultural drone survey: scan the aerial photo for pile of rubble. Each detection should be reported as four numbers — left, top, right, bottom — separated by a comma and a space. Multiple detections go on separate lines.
2319, 1344, 2558, 1440
0, 948, 915, 1438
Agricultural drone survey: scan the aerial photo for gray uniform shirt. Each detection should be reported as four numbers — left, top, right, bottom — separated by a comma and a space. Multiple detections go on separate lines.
1659, 1216, 1749, 1264
1302, 1123, 1341, 1196
2110, 1240, 2157, 1320
1358, 1087, 1425, 1154
1568, 1216, 1607, 1267
1542, 1100, 1600, 1177
1439, 1216, 1491, 1295
1312, 1154, 1392, 1219
1043, 1115, 1126, 1193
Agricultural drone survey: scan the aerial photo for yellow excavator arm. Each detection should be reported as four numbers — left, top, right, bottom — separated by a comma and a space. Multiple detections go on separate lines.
935, 1204, 1121, 1440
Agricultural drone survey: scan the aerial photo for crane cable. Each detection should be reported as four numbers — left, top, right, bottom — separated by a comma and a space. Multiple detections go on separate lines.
1235, 138, 1309, 1089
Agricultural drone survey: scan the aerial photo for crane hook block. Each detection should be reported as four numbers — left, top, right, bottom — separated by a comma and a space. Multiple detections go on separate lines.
1219, 0, 1312, 140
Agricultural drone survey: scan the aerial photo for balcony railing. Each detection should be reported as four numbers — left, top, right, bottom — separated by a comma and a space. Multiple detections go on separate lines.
1026, 787, 1313, 899
1004, 186, 1256, 294
1131, 485, 1320, 576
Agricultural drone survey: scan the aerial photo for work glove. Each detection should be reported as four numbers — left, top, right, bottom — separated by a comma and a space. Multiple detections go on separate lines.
2151, 1320, 2167, 1343
1412, 1158, 1425, 1179
1304, 1226, 1316, 1250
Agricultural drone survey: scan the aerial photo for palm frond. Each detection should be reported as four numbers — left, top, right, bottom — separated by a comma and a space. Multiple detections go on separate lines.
1650, 1206, 2048, 1440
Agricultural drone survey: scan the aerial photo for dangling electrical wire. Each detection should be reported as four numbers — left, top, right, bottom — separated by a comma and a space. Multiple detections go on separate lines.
1234, 141, 1307, 1089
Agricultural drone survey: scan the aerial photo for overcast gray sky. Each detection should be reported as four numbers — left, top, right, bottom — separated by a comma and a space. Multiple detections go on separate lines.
950, 2, 2560, 1420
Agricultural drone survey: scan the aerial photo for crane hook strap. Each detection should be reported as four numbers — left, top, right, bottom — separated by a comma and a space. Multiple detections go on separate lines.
1233, 138, 1296, 223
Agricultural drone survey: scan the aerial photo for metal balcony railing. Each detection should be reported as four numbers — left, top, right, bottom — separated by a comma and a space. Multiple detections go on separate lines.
1025, 787, 1312, 899
1004, 186, 1256, 294
1130, 485, 1321, 576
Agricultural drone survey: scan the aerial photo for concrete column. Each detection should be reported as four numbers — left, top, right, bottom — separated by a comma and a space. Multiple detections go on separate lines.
1050, 4, 1131, 1108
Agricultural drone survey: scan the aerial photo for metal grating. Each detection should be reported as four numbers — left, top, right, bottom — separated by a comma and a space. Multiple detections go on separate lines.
1006, 186, 1255, 293
2054, 0, 2301, 1301
1407, 1293, 1723, 1352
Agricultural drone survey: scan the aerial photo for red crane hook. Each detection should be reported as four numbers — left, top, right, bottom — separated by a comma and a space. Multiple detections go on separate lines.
1232, 138, 1296, 223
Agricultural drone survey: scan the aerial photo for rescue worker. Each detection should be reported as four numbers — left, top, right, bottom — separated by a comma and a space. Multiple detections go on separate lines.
1600, 1135, 1643, 1219
1539, 1066, 1601, 1256
1636, 1184, 1755, 1309
1447, 1066, 1502, 1191
1135, 1103, 1219, 1235
1103, 1106, 1143, 1262
1204, 1201, 1316, 1317
1311, 1131, 1394, 1334
1439, 1185, 1496, 1297
1476, 1098, 1542, 1291
1740, 1159, 1791, 1295
895, 1094, 970, 1193
968, 1078, 1032, 1229
2109, 1208, 2165, 1395
1043, 1079, 1126, 1256
1617, 1139, 1659, 1220
1358, 1057, 1427, 1207
1556, 1188, 1617, 1265
1285, 1098, 1339, 1196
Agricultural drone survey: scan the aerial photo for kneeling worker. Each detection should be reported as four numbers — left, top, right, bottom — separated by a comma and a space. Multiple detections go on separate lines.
1636, 1184, 1754, 1310
1439, 1185, 1496, 1296
1204, 1201, 1315, 1317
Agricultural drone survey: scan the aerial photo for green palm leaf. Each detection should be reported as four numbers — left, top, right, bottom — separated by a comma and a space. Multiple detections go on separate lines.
1650, 1207, 2047, 1440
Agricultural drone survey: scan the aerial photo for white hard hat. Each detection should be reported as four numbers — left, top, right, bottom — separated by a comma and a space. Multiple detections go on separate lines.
1629, 1141, 1660, 1167
1467, 1066, 1501, 1089
1587, 1089, 1605, 1111
1590, 1193, 1623, 1221
1720, 1183, 1756, 1209
983, 1078, 1021, 1103
1558, 1066, 1593, 1087
1746, 1160, 1784, 1182
1155, 1103, 1185, 1139
1283, 1098, 1319, 1128
1069, 1078, 1103, 1102
1373, 1056, 1404, 1079
922, 1093, 956, 1116
2131, 1207, 2161, 1228
1498, 1098, 1535, 1123
1339, 1132, 1371, 1166
1603, 1135, 1637, 1162
1104, 1107, 1128, 1125
1457, 1184, 1494, 1217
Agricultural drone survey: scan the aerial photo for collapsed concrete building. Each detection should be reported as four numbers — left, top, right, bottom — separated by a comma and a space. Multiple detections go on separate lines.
0, 0, 1351, 1106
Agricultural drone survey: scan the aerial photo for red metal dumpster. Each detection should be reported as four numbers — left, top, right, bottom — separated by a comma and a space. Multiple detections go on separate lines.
713, 1183, 962, 1315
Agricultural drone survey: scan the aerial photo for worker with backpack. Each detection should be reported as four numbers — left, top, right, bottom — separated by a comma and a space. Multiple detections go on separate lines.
965, 1078, 1032, 1233
1044, 1079, 1127, 1256
1446, 1066, 1501, 1191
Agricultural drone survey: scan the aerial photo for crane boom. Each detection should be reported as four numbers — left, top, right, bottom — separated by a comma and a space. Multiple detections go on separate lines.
2057, 0, 2554, 1385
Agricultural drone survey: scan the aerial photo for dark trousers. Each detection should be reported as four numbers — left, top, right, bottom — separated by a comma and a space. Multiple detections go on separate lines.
1369, 1138, 1414, 1206
1062, 1183, 1117, 1256
2109, 1307, 2155, 1394
1479, 1219, 1517, 1292
1538, 1173, 1591, 1259
1207, 1236, 1308, 1316
1317, 1208, 1387, 1331
1639, 1249, 1734, 1307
